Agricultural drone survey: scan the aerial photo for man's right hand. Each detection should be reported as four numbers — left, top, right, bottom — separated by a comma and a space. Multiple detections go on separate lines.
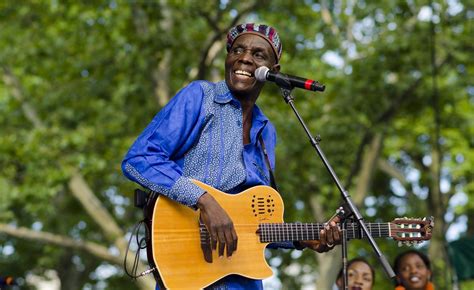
197, 192, 238, 262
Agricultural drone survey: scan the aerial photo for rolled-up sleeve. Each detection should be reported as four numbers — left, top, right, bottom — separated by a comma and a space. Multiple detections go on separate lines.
122, 81, 207, 208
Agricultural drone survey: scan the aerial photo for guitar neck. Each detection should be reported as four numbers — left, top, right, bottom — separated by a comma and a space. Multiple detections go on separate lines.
258, 222, 392, 242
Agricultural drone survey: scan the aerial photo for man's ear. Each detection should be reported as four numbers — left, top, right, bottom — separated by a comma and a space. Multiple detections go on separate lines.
271, 63, 281, 72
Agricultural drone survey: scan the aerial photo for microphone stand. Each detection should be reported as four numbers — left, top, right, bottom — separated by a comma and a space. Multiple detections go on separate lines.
277, 84, 396, 288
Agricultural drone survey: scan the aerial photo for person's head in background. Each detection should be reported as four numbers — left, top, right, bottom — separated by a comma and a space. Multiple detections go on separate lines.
336, 258, 375, 290
394, 250, 433, 290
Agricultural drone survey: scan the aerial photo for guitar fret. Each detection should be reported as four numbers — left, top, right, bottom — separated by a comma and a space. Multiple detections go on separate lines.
301, 223, 304, 241
286, 224, 292, 239
274, 224, 278, 241
278, 223, 282, 241
279, 224, 282, 241
281, 223, 284, 241
275, 224, 279, 241
265, 223, 269, 242
266, 223, 270, 242
267, 223, 270, 242
282, 223, 285, 241
270, 224, 274, 242
267, 224, 270, 242
260, 222, 395, 243
270, 223, 273, 242
286, 223, 289, 241
290, 223, 293, 241
292, 224, 296, 241
296, 223, 300, 241
270, 223, 274, 242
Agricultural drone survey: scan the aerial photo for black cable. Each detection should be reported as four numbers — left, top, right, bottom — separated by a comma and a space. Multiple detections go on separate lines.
124, 220, 151, 279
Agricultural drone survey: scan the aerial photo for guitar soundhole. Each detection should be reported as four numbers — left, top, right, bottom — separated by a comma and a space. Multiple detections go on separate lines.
252, 194, 275, 218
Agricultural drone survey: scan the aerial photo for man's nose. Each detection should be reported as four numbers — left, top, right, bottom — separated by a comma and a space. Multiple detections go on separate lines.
238, 49, 253, 62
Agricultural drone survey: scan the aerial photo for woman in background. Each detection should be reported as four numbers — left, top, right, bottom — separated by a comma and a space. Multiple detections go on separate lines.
336, 257, 375, 290
394, 250, 434, 290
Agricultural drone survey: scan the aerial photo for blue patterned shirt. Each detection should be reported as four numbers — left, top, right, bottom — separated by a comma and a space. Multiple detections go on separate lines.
122, 80, 291, 289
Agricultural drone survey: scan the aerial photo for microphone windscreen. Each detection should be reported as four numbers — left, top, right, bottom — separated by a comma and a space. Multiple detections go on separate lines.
254, 66, 270, 82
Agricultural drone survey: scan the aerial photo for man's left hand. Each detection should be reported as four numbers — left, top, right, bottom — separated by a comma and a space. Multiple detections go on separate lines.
299, 221, 341, 253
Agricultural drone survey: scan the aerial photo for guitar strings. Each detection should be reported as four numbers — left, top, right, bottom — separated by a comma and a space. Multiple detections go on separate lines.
155, 222, 424, 243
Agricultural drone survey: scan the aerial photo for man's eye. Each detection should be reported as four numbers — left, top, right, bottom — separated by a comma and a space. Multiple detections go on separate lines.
254, 52, 265, 59
232, 48, 244, 54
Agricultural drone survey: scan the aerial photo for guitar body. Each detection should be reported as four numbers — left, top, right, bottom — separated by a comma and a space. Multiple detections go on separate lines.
152, 180, 284, 289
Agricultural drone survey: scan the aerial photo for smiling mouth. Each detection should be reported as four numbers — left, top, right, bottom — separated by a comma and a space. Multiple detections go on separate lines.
410, 276, 421, 283
234, 70, 253, 78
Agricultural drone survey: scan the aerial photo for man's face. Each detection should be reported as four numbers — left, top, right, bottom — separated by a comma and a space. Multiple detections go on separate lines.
225, 33, 279, 98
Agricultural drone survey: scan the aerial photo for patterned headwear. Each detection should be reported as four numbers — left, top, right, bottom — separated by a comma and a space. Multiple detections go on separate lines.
226, 23, 282, 63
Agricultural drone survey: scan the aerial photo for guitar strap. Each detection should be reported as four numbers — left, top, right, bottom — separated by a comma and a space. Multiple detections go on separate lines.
258, 135, 279, 191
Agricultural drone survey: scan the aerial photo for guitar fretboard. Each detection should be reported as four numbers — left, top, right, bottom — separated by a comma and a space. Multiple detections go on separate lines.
258, 222, 392, 242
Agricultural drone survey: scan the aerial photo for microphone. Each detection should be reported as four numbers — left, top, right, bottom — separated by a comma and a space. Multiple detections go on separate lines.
255, 66, 325, 92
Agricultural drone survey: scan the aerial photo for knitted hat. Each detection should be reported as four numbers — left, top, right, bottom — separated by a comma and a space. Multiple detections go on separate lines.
226, 23, 282, 63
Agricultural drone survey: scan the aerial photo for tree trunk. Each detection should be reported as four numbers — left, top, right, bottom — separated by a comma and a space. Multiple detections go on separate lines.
427, 148, 451, 289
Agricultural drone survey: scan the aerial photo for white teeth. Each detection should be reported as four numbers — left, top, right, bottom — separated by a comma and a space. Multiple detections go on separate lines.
410, 276, 420, 282
235, 70, 252, 77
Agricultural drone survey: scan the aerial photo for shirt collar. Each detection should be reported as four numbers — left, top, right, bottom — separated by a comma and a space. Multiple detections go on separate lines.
213, 80, 269, 125
213, 81, 235, 104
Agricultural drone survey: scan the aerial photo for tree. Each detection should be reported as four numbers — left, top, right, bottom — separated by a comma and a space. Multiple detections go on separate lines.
1, 1, 472, 289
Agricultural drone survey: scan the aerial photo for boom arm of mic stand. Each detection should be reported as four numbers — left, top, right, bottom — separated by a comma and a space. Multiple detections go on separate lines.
279, 87, 396, 281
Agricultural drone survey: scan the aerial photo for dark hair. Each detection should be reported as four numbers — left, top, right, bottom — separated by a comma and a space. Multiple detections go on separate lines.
337, 257, 375, 285
393, 249, 431, 275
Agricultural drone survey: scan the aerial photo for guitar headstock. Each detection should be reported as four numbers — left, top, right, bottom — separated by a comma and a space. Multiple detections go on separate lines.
390, 216, 434, 246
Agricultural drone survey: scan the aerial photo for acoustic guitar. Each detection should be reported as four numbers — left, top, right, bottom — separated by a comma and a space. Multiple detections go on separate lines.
151, 179, 433, 289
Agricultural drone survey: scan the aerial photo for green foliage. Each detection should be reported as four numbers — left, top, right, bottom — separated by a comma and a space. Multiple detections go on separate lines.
0, 0, 472, 289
